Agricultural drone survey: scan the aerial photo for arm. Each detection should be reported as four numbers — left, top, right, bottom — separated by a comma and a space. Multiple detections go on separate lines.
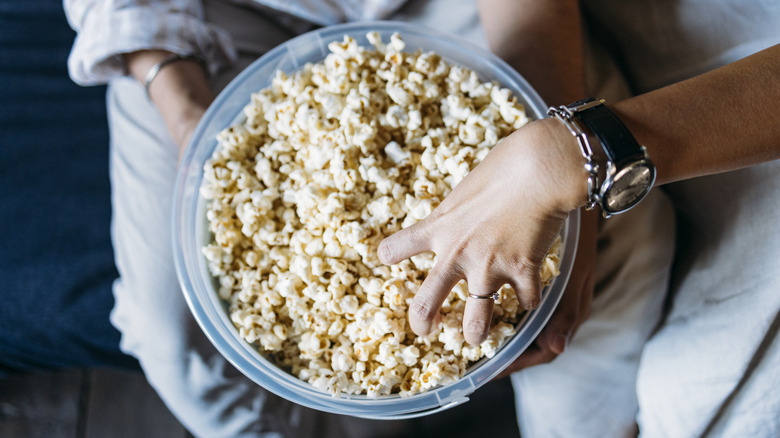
124, 50, 214, 153
64, 0, 235, 153
478, 0, 585, 106
379, 41, 780, 358
615, 44, 780, 185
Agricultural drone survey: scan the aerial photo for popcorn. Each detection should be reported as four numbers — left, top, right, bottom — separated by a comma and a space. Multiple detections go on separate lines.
201, 32, 561, 398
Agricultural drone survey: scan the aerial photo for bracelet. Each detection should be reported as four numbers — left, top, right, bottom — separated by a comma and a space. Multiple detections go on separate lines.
547, 104, 601, 210
143, 53, 206, 98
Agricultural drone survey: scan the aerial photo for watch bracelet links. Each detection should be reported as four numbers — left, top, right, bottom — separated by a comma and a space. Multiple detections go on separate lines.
547, 103, 601, 211
143, 53, 208, 99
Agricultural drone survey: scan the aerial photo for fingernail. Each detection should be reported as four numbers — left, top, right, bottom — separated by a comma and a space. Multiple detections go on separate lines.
551, 334, 568, 354
377, 240, 391, 264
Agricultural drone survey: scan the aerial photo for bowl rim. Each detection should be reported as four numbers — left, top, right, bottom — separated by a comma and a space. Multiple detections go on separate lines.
172, 20, 579, 420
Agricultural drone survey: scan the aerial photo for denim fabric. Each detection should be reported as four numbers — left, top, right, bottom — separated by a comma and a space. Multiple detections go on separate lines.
0, 0, 137, 372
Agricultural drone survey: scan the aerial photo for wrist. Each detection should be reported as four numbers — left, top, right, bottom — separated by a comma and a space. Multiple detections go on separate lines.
125, 50, 177, 83
534, 117, 593, 213
549, 98, 657, 218
124, 50, 214, 151
547, 104, 602, 211
124, 50, 210, 101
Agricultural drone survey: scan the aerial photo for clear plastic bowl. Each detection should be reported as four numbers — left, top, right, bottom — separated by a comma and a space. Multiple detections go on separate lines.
173, 21, 579, 420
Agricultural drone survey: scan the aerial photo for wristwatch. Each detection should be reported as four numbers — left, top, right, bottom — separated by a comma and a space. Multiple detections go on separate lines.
548, 98, 656, 218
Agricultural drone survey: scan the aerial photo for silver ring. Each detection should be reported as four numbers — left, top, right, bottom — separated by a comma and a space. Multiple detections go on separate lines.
468, 292, 499, 302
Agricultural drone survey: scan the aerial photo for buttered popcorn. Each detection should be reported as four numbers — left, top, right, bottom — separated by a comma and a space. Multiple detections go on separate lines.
201, 32, 562, 398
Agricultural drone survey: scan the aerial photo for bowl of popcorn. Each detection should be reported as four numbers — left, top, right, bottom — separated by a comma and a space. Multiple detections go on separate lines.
173, 21, 579, 419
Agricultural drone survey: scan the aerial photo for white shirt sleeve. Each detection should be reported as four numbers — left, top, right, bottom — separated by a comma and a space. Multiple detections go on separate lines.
64, 0, 238, 86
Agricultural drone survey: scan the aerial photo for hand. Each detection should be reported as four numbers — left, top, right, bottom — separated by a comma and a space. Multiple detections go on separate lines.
378, 118, 588, 345
496, 209, 598, 377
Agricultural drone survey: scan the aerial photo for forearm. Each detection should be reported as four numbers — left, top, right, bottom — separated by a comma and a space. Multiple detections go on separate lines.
613, 44, 780, 185
477, 0, 585, 105
125, 50, 214, 153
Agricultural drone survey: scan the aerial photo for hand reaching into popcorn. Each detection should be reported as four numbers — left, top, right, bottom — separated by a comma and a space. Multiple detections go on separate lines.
380, 42, 780, 369
379, 117, 590, 346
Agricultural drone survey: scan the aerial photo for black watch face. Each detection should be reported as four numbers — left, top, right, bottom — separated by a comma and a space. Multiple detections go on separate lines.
603, 161, 656, 213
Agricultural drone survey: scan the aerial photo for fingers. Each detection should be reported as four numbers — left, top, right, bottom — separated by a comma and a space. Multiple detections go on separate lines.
540, 266, 593, 355
463, 294, 495, 345
406, 252, 547, 346
408, 259, 462, 337
538, 285, 581, 355
496, 256, 595, 378
462, 270, 505, 345
537, 211, 597, 355
378, 219, 432, 265
541, 310, 576, 355
495, 292, 578, 376
508, 268, 543, 310
379, 199, 566, 353
496, 341, 556, 378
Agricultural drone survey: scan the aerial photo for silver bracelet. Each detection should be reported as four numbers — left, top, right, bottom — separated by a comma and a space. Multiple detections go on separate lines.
547, 104, 601, 210
143, 53, 205, 98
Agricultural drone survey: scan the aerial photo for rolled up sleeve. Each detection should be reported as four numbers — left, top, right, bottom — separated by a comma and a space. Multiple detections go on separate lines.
64, 0, 238, 85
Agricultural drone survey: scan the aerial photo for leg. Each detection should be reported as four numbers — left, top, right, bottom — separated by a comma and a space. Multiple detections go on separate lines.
105, 3, 332, 436
108, 77, 320, 438
637, 162, 780, 437
511, 190, 676, 437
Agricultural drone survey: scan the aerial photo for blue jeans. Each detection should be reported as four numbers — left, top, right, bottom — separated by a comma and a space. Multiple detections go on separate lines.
0, 0, 137, 373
